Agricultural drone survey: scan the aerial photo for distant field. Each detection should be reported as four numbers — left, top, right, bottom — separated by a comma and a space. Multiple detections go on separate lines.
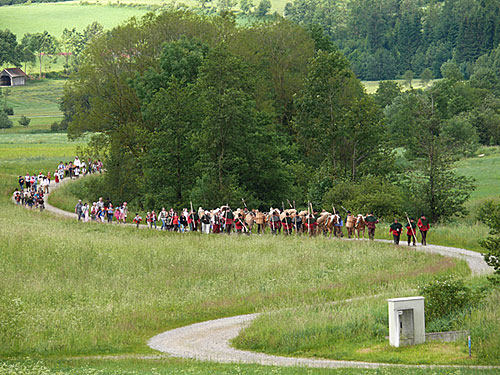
456, 146, 500, 211
362, 79, 435, 94
0, 0, 287, 46
3, 79, 64, 117
0, 2, 149, 38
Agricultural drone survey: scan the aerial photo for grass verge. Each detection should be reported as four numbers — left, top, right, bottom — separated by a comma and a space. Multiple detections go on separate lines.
233, 288, 500, 365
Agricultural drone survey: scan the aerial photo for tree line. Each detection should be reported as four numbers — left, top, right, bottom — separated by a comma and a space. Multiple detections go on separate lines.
61, 10, 500, 222
284, 0, 500, 81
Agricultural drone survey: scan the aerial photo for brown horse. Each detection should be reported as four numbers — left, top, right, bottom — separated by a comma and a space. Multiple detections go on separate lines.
355, 215, 366, 239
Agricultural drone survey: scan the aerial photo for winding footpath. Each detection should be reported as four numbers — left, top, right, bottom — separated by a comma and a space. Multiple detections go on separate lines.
20, 177, 497, 369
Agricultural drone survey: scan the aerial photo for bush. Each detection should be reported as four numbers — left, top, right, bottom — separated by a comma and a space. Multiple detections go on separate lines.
0, 110, 13, 129
476, 200, 497, 223
418, 276, 480, 324
50, 121, 60, 132
18, 115, 30, 127
3, 107, 14, 115
322, 176, 404, 219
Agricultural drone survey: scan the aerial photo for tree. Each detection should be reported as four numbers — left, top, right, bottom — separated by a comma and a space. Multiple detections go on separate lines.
480, 202, 500, 283
294, 50, 385, 181
0, 29, 20, 66
374, 80, 401, 109
0, 111, 12, 129
402, 69, 414, 88
60, 28, 77, 74
385, 90, 475, 222
239, 0, 253, 14
22, 32, 57, 78
440, 60, 463, 82
421, 68, 433, 86
255, 0, 271, 17
18, 115, 30, 127
19, 35, 36, 73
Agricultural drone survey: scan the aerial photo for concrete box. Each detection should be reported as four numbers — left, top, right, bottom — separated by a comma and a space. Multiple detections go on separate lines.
388, 296, 425, 347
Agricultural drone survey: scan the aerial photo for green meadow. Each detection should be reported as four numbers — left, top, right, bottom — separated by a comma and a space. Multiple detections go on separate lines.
0, 2, 149, 39
2, 128, 497, 374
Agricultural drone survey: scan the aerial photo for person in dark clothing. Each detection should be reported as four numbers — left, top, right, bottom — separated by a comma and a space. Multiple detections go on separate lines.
282, 212, 292, 235
292, 211, 302, 234
224, 208, 234, 234
389, 218, 403, 245
406, 218, 417, 246
365, 212, 379, 240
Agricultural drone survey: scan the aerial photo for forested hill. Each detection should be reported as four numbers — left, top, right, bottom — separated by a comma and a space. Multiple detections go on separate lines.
284, 0, 500, 81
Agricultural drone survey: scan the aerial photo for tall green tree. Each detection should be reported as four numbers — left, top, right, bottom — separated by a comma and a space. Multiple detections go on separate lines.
294, 50, 385, 181
385, 90, 475, 222
22, 31, 57, 78
0, 29, 20, 66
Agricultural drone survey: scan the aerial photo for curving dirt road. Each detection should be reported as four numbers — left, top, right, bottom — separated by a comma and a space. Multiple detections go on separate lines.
16, 177, 497, 369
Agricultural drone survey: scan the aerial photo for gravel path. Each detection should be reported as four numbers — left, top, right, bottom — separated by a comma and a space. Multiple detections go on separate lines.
15, 178, 496, 369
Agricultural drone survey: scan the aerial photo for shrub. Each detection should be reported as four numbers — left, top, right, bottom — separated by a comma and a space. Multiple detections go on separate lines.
3, 107, 14, 115
418, 276, 480, 324
476, 200, 497, 223
18, 115, 30, 127
322, 176, 404, 220
0, 111, 13, 129
50, 121, 60, 132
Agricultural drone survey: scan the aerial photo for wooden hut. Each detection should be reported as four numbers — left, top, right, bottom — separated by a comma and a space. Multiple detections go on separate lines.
0, 68, 28, 87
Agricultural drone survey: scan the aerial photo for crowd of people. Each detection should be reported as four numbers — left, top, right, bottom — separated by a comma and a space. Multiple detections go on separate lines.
14, 159, 431, 246
12, 157, 104, 211
73, 199, 431, 246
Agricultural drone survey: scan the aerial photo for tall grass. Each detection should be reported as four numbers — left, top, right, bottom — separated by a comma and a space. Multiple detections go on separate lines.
0, 195, 468, 357
2, 358, 499, 375
234, 288, 499, 365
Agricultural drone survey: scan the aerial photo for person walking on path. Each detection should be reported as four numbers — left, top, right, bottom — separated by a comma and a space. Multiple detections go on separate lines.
107, 204, 114, 223
345, 211, 356, 238
133, 213, 142, 228
406, 217, 417, 246
417, 214, 430, 245
75, 200, 83, 221
201, 211, 211, 234
365, 212, 378, 240
389, 218, 403, 245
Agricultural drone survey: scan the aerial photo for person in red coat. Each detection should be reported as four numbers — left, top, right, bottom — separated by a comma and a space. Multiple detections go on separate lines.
417, 214, 430, 245
406, 217, 417, 246
234, 213, 245, 234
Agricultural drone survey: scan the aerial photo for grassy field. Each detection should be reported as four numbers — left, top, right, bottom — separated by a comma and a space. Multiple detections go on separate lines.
456, 146, 500, 211
3, 358, 500, 375
2, 79, 65, 117
1, 193, 464, 356
0, 2, 149, 39
361, 79, 435, 94
234, 287, 500, 366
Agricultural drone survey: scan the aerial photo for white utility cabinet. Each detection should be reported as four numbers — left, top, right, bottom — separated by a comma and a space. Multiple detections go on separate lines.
388, 296, 425, 347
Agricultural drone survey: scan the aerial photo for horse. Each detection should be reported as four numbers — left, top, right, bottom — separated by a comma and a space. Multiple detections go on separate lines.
355, 214, 366, 239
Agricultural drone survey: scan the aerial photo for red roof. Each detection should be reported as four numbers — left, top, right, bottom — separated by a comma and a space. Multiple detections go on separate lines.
1, 68, 28, 78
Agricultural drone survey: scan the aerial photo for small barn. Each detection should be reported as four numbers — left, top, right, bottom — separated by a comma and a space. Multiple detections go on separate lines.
0, 68, 28, 87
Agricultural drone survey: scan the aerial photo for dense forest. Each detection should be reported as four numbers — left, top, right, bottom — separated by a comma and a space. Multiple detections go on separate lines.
284, 0, 500, 80
60, 10, 500, 222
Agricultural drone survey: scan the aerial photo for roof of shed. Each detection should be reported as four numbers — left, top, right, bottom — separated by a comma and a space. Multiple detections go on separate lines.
1, 68, 28, 78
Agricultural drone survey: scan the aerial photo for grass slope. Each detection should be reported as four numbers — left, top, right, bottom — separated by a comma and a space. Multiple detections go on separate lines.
0, 2, 149, 39
234, 289, 500, 365
2, 79, 65, 118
